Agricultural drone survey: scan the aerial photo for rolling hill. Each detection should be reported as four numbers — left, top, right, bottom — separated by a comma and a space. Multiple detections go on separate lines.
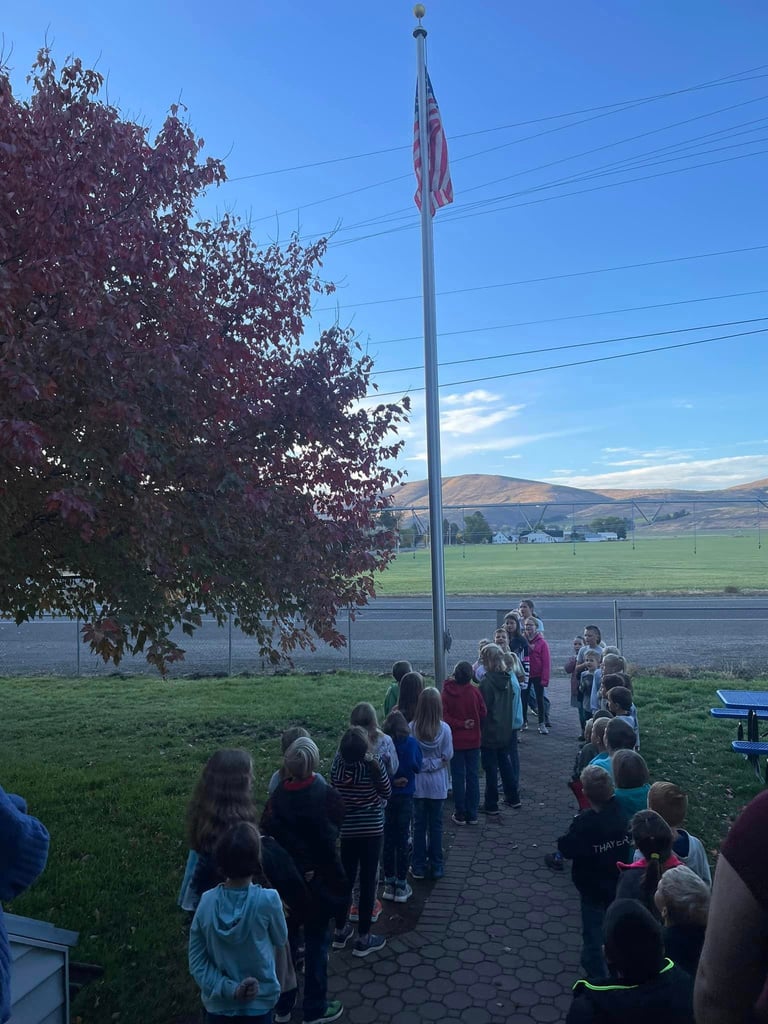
387, 474, 768, 533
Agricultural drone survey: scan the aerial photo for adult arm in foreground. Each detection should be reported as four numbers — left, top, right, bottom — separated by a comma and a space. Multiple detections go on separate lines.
694, 791, 768, 1024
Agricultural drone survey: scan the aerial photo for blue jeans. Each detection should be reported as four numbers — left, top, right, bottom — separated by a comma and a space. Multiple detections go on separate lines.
383, 795, 413, 882
580, 897, 608, 977
481, 747, 517, 811
450, 748, 480, 821
303, 918, 331, 1021
413, 798, 444, 876
507, 731, 520, 800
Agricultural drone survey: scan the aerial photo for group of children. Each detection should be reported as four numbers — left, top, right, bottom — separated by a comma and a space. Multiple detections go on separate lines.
181, 673, 462, 1023
180, 610, 717, 1024
552, 630, 712, 1021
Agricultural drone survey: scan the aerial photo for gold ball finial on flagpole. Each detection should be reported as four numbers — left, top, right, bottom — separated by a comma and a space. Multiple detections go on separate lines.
414, 4, 426, 20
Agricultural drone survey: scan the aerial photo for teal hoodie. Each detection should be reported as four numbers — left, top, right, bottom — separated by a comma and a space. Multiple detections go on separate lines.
189, 882, 287, 1016
615, 783, 651, 819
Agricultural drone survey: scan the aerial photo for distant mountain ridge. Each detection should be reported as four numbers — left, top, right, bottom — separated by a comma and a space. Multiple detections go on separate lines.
387, 474, 768, 533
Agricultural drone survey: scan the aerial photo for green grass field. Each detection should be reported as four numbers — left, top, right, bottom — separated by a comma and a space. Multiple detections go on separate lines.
376, 535, 768, 595
2, 671, 765, 1023
1, 673, 387, 1024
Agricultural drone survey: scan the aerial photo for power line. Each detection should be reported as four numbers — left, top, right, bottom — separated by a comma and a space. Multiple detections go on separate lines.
329, 145, 768, 248
326, 119, 768, 241
368, 325, 768, 399
364, 288, 768, 347
227, 65, 768, 182
304, 109, 768, 239
368, 315, 768, 376
240, 69, 768, 231
313, 242, 768, 312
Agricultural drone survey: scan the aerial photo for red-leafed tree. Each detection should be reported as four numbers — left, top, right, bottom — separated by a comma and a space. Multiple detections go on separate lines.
0, 51, 408, 672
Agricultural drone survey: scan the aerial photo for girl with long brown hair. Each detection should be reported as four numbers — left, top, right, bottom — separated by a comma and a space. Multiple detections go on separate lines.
411, 688, 453, 880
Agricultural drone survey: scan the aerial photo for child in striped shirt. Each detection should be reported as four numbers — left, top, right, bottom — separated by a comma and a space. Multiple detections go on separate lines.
330, 726, 391, 958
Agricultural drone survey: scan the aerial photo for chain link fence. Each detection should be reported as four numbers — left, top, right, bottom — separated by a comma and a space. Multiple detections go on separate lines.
2, 599, 766, 677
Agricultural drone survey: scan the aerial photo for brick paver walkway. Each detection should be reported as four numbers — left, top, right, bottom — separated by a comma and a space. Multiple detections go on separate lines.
326, 684, 584, 1023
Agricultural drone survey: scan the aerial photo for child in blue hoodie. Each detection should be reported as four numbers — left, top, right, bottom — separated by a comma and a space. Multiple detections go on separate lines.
189, 821, 288, 1023
381, 710, 423, 903
1, 783, 50, 1024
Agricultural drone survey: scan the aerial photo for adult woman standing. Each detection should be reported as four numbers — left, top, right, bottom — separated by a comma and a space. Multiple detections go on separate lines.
504, 613, 530, 725
694, 789, 768, 1024
565, 635, 586, 738
523, 619, 551, 734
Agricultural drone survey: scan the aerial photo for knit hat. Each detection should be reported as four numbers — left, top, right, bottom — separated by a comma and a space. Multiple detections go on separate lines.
648, 781, 688, 828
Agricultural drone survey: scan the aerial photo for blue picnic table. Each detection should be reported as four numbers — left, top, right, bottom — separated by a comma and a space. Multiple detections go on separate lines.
717, 690, 768, 780
717, 689, 768, 709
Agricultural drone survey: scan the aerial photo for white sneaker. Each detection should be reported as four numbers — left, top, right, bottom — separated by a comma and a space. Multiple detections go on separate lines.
394, 882, 413, 903
538, 724, 549, 735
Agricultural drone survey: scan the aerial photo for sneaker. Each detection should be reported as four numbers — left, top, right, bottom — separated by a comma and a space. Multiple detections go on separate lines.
545, 720, 552, 728
538, 724, 549, 735
504, 799, 522, 809
466, 818, 480, 825
304, 1001, 344, 1024
544, 852, 564, 872
275, 1012, 293, 1023
481, 806, 500, 816
410, 867, 426, 879
352, 933, 386, 958
431, 866, 445, 880
381, 881, 396, 901
349, 898, 382, 921
521, 721, 529, 731
331, 923, 354, 949
394, 882, 413, 903
451, 812, 466, 825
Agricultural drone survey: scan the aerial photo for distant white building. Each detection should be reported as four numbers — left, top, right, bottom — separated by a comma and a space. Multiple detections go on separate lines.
584, 533, 605, 542
492, 532, 516, 544
526, 531, 559, 544
598, 531, 619, 541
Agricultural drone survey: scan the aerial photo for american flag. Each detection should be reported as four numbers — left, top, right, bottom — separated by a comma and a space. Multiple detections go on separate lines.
413, 73, 454, 215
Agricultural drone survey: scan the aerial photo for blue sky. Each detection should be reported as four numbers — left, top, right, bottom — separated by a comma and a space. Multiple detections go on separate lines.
6, 1, 768, 491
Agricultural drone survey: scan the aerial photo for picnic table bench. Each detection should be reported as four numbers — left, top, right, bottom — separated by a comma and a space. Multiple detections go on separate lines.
718, 690, 768, 780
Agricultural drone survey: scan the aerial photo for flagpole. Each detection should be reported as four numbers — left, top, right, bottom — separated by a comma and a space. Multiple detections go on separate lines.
413, 5, 448, 687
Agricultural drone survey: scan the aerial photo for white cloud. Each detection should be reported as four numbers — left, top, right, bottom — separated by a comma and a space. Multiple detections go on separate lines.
442, 389, 503, 407
602, 447, 633, 454
503, 454, 523, 460
550, 454, 768, 490
440, 407, 523, 437
440, 427, 592, 462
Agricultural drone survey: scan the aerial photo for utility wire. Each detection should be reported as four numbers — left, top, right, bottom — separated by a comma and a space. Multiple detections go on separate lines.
328, 117, 768, 239
365, 288, 768, 347
331, 93, 768, 234
313, 242, 768, 313
368, 315, 768, 375
227, 64, 768, 181
329, 146, 768, 247
368, 326, 768, 399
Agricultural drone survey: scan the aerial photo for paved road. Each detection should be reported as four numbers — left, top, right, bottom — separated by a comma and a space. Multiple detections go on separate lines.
1, 595, 767, 676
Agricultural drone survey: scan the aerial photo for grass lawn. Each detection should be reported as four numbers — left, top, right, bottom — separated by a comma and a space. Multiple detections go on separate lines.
1, 672, 388, 1024
377, 535, 768, 595
632, 674, 767, 854
1, 671, 765, 1023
